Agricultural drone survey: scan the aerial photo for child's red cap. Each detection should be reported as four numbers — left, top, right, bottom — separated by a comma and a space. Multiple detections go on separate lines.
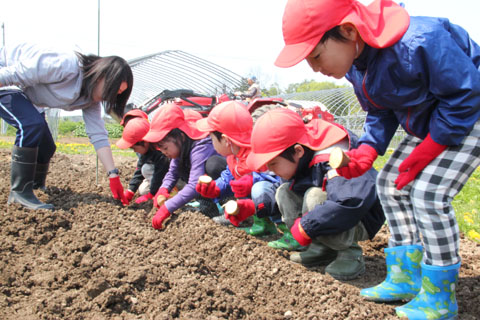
116, 117, 150, 149
275, 0, 409, 68
143, 104, 208, 143
247, 108, 347, 171
196, 101, 252, 147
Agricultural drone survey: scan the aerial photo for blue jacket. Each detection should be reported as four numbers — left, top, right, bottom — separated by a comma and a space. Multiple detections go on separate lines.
346, 16, 480, 155
214, 168, 280, 200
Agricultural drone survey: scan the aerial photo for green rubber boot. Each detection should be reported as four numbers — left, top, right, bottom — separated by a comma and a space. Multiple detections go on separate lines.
241, 215, 278, 236
325, 243, 365, 280
396, 262, 460, 320
290, 242, 337, 266
268, 223, 305, 251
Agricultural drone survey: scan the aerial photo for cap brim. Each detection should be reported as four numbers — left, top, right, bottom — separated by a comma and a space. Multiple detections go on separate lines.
274, 37, 321, 68
115, 138, 134, 149
143, 129, 168, 143
195, 118, 215, 132
246, 148, 284, 172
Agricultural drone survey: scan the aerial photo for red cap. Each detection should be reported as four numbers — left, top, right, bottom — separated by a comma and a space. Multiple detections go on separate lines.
119, 108, 148, 126
143, 104, 208, 143
247, 108, 348, 170
116, 116, 150, 149
196, 101, 252, 147
275, 0, 410, 68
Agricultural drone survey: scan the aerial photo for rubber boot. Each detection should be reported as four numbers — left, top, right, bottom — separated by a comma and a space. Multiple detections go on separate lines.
8, 146, 54, 210
33, 162, 49, 191
241, 215, 278, 236
395, 262, 461, 320
290, 241, 337, 266
325, 243, 365, 280
360, 245, 423, 302
268, 223, 305, 251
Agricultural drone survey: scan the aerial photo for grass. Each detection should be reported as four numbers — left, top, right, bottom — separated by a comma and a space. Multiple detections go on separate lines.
0, 138, 479, 243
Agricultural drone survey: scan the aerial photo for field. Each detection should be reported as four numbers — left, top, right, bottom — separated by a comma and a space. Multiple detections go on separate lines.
0, 138, 479, 319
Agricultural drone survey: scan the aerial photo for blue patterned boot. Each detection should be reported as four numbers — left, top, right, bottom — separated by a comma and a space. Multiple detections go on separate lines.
360, 245, 423, 302
395, 262, 460, 320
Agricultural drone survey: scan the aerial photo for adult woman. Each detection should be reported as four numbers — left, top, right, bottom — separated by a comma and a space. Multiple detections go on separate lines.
0, 42, 133, 210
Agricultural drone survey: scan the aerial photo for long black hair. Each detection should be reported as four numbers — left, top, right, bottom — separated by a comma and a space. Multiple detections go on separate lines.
76, 52, 133, 120
163, 128, 194, 175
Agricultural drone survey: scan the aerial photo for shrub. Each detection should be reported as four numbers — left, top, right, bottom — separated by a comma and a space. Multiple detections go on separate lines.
72, 122, 88, 137
58, 120, 78, 136
105, 123, 124, 138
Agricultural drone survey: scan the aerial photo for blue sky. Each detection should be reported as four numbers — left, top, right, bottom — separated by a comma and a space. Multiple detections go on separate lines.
2, 0, 480, 90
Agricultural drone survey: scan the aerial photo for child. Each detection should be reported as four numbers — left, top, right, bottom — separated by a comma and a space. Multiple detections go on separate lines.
245, 108, 385, 280
115, 109, 170, 205
194, 101, 285, 242
275, 0, 480, 318
142, 104, 226, 229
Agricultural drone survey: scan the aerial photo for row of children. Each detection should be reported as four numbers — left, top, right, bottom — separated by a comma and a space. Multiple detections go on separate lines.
116, 0, 480, 318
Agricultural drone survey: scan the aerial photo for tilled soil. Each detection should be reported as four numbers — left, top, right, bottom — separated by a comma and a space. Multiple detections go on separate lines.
0, 149, 479, 320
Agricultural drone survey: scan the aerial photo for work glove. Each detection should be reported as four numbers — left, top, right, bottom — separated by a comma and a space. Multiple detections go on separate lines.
135, 192, 153, 204
195, 179, 220, 198
152, 205, 171, 230
225, 199, 256, 227
123, 189, 135, 205
290, 217, 312, 247
336, 144, 378, 179
395, 133, 446, 190
154, 188, 170, 208
109, 176, 128, 205
229, 174, 254, 198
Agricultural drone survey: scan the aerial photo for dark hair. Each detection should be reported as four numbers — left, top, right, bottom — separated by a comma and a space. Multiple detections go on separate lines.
163, 128, 193, 174
211, 131, 223, 141
320, 26, 349, 44
76, 52, 133, 120
278, 144, 315, 163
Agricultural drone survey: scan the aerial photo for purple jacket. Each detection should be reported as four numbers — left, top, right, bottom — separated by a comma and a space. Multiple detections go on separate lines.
161, 137, 219, 213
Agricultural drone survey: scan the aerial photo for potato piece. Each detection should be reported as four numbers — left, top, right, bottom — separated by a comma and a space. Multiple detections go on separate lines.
329, 147, 350, 169
198, 175, 212, 184
224, 200, 239, 216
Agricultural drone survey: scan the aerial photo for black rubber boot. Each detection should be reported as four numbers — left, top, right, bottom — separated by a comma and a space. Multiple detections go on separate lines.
33, 162, 49, 191
7, 146, 54, 210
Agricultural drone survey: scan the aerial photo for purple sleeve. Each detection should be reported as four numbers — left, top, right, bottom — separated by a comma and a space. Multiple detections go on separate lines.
160, 159, 180, 191
164, 140, 218, 212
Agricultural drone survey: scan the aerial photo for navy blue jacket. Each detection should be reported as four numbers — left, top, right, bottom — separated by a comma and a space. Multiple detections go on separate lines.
347, 16, 480, 155
128, 147, 170, 195
294, 133, 385, 240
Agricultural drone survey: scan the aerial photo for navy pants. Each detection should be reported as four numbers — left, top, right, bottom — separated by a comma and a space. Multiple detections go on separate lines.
0, 90, 56, 163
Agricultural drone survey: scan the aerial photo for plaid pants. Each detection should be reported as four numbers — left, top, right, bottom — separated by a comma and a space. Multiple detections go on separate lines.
377, 121, 480, 266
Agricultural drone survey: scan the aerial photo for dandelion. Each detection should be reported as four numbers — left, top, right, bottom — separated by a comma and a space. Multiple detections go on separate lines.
464, 217, 474, 225
467, 230, 480, 242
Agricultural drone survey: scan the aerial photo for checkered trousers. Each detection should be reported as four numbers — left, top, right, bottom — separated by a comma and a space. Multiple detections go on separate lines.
376, 120, 480, 266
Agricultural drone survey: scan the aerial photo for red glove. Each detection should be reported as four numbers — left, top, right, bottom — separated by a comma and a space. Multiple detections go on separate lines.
395, 133, 447, 190
290, 218, 312, 246
229, 174, 254, 198
109, 176, 128, 205
336, 144, 378, 179
135, 192, 153, 204
154, 188, 170, 208
152, 205, 171, 230
195, 180, 220, 198
123, 189, 135, 205
225, 199, 256, 227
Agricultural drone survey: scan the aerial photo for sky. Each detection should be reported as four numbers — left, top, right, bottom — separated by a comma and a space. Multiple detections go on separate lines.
2, 0, 480, 91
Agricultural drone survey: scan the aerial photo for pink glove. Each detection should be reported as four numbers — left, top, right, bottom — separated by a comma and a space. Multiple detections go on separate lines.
109, 176, 128, 205
395, 133, 447, 190
135, 192, 153, 204
225, 199, 256, 227
290, 217, 312, 246
152, 205, 171, 230
154, 188, 170, 208
195, 180, 220, 198
229, 174, 254, 198
123, 189, 135, 205
336, 144, 378, 179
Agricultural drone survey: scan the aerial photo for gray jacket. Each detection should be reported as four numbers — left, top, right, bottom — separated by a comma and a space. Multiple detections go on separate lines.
0, 42, 109, 150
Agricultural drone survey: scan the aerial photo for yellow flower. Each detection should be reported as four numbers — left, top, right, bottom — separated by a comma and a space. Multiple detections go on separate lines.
467, 230, 480, 242
464, 217, 474, 225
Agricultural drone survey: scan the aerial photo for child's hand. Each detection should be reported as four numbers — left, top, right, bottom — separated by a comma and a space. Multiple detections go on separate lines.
195, 179, 220, 198
109, 176, 128, 206
225, 199, 256, 227
395, 133, 446, 190
135, 192, 153, 204
335, 144, 378, 179
290, 218, 312, 246
123, 189, 135, 205
152, 205, 171, 229
153, 188, 170, 208
229, 175, 254, 198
